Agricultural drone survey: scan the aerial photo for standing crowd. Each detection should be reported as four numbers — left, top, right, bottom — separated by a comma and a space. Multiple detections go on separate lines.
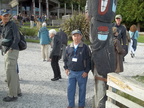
0, 8, 140, 108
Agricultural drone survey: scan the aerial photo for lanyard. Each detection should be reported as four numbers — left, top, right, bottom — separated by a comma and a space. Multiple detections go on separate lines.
74, 45, 78, 57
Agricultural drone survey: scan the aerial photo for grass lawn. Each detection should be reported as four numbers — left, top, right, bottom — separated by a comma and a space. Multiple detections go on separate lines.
133, 75, 144, 83
138, 34, 144, 43
26, 39, 39, 43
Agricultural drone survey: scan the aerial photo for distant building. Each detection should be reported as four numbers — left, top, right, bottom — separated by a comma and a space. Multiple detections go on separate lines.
0, 0, 72, 19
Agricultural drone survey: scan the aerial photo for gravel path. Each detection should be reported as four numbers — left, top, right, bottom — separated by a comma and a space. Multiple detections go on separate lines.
0, 42, 144, 108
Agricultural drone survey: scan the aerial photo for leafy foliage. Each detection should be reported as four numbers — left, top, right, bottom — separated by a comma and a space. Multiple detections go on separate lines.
116, 0, 144, 27
20, 27, 38, 37
60, 13, 89, 40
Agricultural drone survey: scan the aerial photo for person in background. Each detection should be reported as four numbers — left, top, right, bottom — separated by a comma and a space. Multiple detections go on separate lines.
56, 28, 68, 60
49, 29, 62, 81
1, 9, 21, 102
64, 30, 91, 108
17, 13, 23, 26
113, 15, 127, 62
30, 14, 35, 28
112, 27, 125, 73
38, 22, 51, 61
129, 24, 139, 58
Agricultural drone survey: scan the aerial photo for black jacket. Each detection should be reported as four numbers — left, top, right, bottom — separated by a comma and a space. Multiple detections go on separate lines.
1, 21, 20, 53
113, 23, 126, 46
57, 30, 68, 46
50, 34, 62, 58
64, 42, 91, 73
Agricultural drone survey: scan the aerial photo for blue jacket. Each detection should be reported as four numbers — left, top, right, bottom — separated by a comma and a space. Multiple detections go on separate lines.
64, 42, 91, 73
129, 30, 139, 40
38, 27, 51, 45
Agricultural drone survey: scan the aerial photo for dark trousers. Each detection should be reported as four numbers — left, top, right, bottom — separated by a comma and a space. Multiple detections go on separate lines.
51, 56, 61, 78
132, 39, 137, 51
122, 45, 128, 61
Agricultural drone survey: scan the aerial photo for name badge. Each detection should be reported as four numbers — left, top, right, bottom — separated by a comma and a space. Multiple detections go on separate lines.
72, 58, 77, 62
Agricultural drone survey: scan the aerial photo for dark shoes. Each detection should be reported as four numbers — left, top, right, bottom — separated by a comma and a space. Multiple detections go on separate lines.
51, 77, 59, 81
58, 76, 62, 79
3, 93, 22, 102
18, 93, 22, 97
3, 96, 17, 102
51, 76, 62, 81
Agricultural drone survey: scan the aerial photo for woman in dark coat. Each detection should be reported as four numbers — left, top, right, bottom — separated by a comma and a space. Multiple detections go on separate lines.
112, 27, 125, 73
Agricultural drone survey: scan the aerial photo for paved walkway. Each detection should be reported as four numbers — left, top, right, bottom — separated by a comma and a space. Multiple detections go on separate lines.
0, 42, 144, 108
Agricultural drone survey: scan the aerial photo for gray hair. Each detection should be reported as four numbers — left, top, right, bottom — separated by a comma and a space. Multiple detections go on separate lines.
49, 29, 57, 35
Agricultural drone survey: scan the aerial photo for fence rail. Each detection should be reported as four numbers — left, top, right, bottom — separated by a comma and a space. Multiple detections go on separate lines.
106, 73, 144, 108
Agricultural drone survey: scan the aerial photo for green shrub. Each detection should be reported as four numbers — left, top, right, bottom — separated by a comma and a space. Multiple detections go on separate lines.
60, 13, 90, 41
20, 27, 38, 37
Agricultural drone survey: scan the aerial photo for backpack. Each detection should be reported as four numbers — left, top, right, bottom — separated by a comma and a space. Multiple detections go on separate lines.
18, 31, 27, 51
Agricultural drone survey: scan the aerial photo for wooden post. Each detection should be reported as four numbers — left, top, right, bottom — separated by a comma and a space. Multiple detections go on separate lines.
57, 3, 60, 19
17, 4, 19, 15
71, 3, 73, 15
32, 0, 35, 16
78, 5, 80, 13
39, 0, 42, 16
46, 0, 49, 19
64, 3, 66, 15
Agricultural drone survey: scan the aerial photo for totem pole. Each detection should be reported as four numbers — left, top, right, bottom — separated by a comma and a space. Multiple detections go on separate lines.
85, 0, 117, 107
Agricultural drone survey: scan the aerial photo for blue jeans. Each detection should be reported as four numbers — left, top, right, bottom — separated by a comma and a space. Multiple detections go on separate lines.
132, 39, 137, 51
67, 70, 88, 107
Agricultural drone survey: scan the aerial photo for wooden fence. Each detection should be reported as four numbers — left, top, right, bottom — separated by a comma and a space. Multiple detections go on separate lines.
106, 73, 144, 108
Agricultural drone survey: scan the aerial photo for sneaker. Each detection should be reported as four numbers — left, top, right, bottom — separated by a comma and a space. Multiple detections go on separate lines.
133, 54, 135, 58
3, 96, 17, 102
131, 53, 134, 58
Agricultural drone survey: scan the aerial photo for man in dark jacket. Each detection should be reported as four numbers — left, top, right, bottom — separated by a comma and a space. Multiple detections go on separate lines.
64, 30, 91, 108
49, 29, 62, 81
1, 9, 21, 102
56, 28, 68, 60
113, 15, 127, 61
